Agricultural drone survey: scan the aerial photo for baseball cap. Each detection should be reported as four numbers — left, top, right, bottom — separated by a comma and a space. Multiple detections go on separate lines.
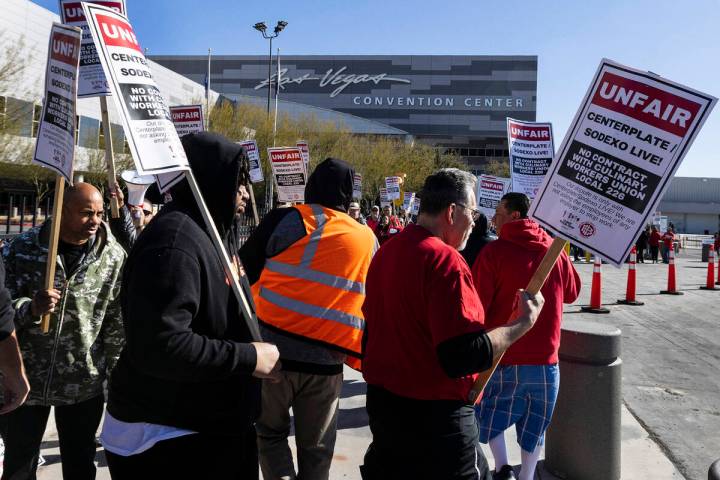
349, 202, 360, 210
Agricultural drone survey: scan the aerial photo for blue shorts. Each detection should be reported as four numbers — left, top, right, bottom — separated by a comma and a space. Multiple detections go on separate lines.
475, 364, 559, 452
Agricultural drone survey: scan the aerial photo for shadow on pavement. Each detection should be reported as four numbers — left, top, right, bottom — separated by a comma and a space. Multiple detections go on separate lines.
341, 380, 366, 399
337, 406, 368, 430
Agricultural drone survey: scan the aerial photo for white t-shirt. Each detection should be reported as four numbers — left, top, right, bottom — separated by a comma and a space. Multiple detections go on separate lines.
100, 411, 196, 456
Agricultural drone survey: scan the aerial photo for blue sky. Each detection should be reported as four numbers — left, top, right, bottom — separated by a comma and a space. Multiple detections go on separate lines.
33, 0, 720, 177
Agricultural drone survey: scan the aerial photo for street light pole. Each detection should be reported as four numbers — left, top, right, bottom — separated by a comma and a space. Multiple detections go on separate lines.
253, 21, 287, 117
267, 36, 272, 114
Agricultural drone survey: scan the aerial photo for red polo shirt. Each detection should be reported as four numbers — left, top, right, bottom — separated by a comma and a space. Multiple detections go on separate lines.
362, 224, 486, 401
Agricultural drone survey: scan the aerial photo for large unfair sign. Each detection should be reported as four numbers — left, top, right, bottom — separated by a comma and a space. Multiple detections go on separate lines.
240, 140, 263, 183
268, 147, 306, 203
169, 105, 204, 137
477, 175, 511, 219
508, 118, 554, 199
530, 59, 716, 266
83, 4, 188, 185
33, 24, 82, 183
59, 0, 126, 98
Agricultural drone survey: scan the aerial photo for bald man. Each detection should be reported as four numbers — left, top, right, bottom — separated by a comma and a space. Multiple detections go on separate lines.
1, 182, 126, 480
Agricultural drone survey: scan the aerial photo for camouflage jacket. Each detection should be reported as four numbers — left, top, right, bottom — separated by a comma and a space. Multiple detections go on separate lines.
2, 220, 126, 406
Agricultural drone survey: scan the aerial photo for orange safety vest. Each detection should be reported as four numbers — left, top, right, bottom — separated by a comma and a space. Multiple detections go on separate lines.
252, 204, 377, 370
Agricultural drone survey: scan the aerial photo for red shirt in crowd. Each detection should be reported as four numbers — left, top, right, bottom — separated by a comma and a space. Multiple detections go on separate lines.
362, 224, 486, 401
649, 230, 662, 247
662, 231, 675, 249
472, 219, 581, 365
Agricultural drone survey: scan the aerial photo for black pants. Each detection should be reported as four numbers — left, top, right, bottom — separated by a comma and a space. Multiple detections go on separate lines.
636, 246, 646, 262
0, 394, 104, 480
361, 385, 491, 480
650, 245, 659, 262
105, 424, 258, 480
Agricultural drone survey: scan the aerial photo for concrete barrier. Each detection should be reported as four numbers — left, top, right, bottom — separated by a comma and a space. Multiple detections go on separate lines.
545, 320, 622, 480
709, 458, 720, 480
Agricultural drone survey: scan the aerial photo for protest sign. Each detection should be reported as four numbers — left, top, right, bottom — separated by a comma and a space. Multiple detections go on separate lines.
402, 192, 415, 212
240, 140, 263, 183
352, 173, 362, 199
507, 118, 554, 199
296, 140, 310, 173
384, 176, 401, 201
476, 175, 511, 219
268, 147, 306, 203
32, 23, 82, 333
169, 104, 204, 137
83, 3, 188, 190
32, 24, 82, 184
411, 197, 421, 216
379, 187, 390, 207
59, 0, 126, 98
529, 59, 716, 266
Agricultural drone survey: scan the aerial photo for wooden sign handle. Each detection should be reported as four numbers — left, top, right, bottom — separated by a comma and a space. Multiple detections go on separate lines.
247, 183, 260, 225
185, 171, 262, 342
467, 237, 568, 404
40, 176, 65, 333
100, 96, 119, 218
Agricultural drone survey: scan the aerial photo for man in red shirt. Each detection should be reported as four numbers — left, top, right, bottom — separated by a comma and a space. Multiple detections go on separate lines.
366, 206, 380, 231
361, 169, 544, 480
649, 225, 662, 263
661, 227, 675, 263
472, 193, 581, 480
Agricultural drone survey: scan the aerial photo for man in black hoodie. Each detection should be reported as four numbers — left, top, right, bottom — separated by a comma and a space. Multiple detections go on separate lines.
240, 158, 377, 480
101, 132, 281, 479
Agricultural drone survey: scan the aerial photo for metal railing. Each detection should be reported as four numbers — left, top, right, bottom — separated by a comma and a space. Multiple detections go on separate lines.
677, 234, 713, 249
0, 192, 51, 238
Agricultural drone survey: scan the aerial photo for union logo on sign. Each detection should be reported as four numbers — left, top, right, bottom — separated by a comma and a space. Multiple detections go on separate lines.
579, 222, 596, 238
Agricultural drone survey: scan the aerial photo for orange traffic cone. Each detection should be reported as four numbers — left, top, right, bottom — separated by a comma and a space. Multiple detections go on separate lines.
581, 256, 610, 313
700, 247, 717, 290
618, 246, 644, 305
660, 247, 683, 295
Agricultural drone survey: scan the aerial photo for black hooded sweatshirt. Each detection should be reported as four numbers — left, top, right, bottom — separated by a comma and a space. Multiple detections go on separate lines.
239, 158, 356, 375
107, 132, 260, 435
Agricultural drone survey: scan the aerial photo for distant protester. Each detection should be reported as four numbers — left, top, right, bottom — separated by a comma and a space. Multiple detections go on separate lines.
460, 211, 493, 267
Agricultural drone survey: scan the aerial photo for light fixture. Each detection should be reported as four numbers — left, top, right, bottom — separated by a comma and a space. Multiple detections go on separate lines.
274, 20, 288, 33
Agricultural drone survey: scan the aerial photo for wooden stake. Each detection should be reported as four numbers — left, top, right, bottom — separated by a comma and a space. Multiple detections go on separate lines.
467, 237, 568, 404
40, 176, 65, 333
100, 96, 119, 218
247, 183, 259, 225
185, 171, 262, 341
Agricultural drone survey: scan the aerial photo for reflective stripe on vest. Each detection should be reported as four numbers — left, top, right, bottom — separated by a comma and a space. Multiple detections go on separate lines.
258, 286, 365, 330
264, 259, 365, 294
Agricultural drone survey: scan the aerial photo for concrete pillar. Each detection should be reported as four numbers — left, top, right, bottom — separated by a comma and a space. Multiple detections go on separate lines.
545, 320, 622, 480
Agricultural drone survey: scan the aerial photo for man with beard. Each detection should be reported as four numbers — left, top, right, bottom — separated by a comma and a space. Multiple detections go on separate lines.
101, 132, 281, 479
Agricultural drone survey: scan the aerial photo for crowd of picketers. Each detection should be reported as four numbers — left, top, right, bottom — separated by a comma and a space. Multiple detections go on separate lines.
0, 131, 588, 480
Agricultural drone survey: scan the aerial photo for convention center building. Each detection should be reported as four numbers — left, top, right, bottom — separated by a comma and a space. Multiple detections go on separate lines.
150, 54, 538, 173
